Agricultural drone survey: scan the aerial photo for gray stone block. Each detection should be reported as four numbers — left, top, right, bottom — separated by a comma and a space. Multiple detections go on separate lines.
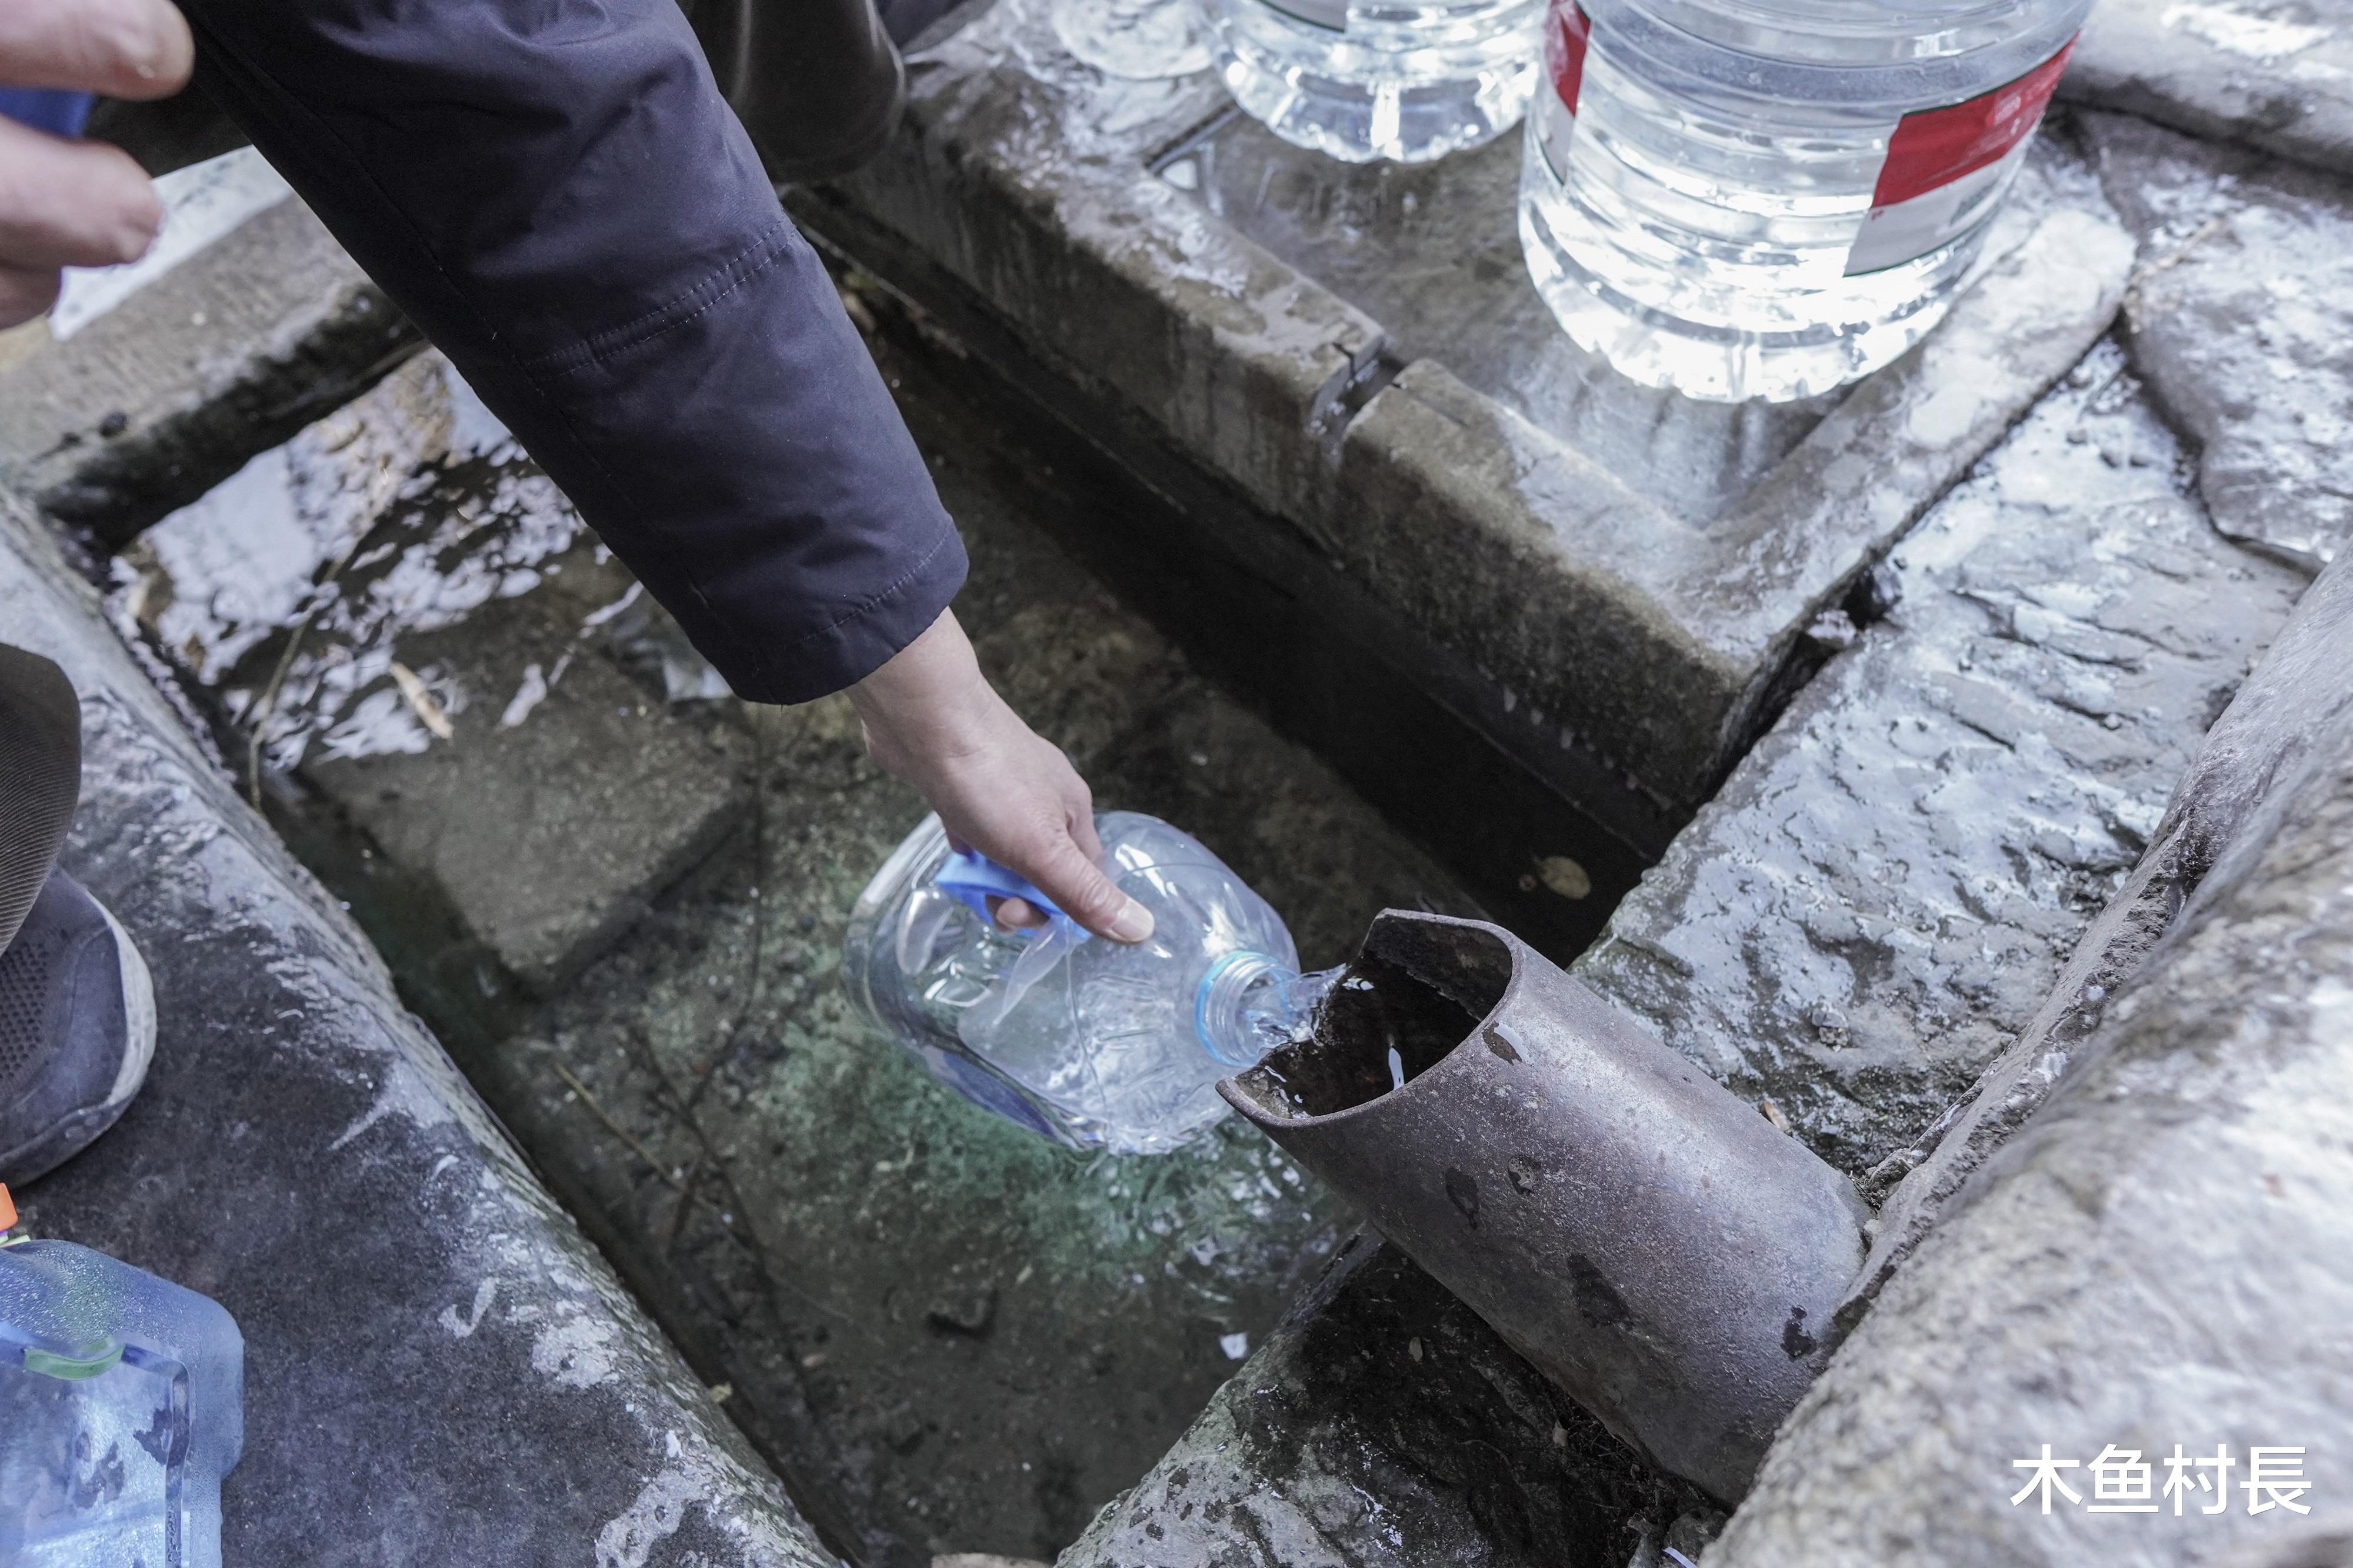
0, 498, 827, 1566
806, 1, 2134, 822
2065, 0, 2353, 179
0, 151, 421, 546
113, 350, 750, 993
2087, 110, 2353, 568
1709, 555, 2353, 1568
1574, 343, 2307, 1179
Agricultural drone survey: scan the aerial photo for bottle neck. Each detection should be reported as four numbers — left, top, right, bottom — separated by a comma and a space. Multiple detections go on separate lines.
1194, 952, 1337, 1069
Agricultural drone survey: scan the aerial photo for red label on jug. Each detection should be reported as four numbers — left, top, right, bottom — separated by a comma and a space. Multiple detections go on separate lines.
1845, 38, 2077, 275
1547, 0, 1591, 113
1535, 0, 1591, 181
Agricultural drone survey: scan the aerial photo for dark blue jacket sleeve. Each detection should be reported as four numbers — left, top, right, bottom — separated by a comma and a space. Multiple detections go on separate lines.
176, 0, 966, 703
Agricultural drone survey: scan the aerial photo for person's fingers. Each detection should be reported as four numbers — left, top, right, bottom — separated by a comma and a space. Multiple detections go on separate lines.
1016, 829, 1153, 944
0, 124, 163, 269
989, 895, 1048, 932
0, 0, 193, 99
0, 263, 61, 329
1064, 773, 1105, 866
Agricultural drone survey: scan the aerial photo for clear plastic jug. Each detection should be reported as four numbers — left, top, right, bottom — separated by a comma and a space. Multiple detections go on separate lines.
1207, 0, 1544, 164
844, 812, 1337, 1154
1518, 0, 2089, 401
0, 1186, 245, 1568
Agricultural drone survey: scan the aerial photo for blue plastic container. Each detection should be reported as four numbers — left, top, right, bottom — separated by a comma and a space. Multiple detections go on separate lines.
0, 1187, 244, 1568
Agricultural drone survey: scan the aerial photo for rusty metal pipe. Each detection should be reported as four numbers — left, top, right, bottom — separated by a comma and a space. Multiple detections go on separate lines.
1220, 910, 1868, 1502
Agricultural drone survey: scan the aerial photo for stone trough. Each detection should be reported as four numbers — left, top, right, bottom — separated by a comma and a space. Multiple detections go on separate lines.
7, 5, 2353, 1564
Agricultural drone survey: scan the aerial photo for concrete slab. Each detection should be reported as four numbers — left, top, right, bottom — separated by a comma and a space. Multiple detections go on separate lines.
1574, 342, 2307, 1179
0, 497, 827, 1567
1149, 115, 1832, 529
2065, 0, 2353, 179
111, 351, 751, 993
0, 149, 421, 549
798, 4, 2134, 830
2087, 110, 2353, 569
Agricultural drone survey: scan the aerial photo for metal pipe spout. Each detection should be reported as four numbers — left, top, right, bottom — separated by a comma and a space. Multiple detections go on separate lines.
1219, 910, 1869, 1502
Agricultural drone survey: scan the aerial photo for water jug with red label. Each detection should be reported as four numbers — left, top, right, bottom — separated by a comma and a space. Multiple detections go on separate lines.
1518, 0, 2088, 402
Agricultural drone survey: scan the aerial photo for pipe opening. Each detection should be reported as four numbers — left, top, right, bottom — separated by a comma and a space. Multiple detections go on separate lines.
1232, 917, 1511, 1119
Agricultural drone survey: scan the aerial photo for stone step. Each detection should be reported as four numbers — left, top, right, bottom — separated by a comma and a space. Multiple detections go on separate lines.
2087, 109, 2353, 571
111, 349, 751, 996
2064, 0, 2353, 180
0, 498, 826, 1567
1712, 545, 2353, 1568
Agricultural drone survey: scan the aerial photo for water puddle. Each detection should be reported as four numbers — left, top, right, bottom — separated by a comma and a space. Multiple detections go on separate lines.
109, 352, 726, 774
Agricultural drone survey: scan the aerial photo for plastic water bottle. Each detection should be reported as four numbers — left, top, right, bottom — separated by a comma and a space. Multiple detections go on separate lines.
0, 1186, 245, 1568
1518, 0, 2089, 402
844, 812, 1337, 1154
1206, 0, 1544, 164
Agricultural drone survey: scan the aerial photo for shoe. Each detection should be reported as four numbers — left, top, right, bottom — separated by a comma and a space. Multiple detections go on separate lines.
0, 869, 156, 1186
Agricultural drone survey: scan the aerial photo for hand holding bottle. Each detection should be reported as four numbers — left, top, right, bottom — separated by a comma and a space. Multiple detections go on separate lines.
848, 609, 1156, 945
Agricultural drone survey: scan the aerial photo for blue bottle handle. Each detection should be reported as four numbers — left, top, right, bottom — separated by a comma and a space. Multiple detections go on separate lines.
0, 90, 94, 138
934, 850, 1075, 939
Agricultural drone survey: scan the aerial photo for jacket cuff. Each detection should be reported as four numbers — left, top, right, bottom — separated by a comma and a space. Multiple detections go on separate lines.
722, 514, 970, 705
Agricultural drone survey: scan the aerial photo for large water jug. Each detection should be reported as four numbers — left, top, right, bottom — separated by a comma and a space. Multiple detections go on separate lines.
1207, 0, 1544, 164
0, 1186, 245, 1568
844, 812, 1336, 1154
1518, 0, 2088, 401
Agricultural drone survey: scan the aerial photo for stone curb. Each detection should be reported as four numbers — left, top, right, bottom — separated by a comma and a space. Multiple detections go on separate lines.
0, 499, 829, 1567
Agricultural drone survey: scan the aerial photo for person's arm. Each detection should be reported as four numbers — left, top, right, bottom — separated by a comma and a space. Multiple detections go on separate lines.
155, 0, 1148, 939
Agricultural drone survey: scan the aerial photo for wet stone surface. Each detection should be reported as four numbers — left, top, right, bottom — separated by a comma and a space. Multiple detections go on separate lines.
2088, 109, 2353, 569
2064, 0, 2353, 178
1575, 339, 2309, 1178
821, 0, 2130, 828
1714, 565, 2353, 1568
2, 495, 824, 1568
0, 150, 419, 544
112, 276, 1489, 1563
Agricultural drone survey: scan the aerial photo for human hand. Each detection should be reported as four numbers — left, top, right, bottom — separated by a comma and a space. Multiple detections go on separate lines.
0, 0, 192, 326
849, 609, 1155, 943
